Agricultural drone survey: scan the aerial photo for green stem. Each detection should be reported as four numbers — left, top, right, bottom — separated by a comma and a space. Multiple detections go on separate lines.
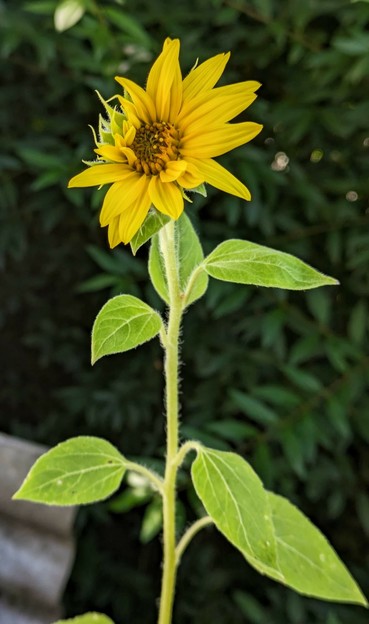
173, 440, 201, 471
125, 461, 164, 494
157, 220, 183, 624
175, 516, 213, 566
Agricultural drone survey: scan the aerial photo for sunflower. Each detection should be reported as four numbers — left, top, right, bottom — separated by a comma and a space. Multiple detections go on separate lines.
68, 38, 262, 246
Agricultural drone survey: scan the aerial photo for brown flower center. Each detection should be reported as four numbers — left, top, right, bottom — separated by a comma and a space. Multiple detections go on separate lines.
131, 121, 180, 175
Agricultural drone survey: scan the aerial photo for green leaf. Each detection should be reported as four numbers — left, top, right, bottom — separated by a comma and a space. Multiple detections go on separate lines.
348, 300, 367, 344
181, 232, 208, 306
139, 497, 163, 543
184, 267, 208, 308
54, 0, 85, 32
288, 335, 322, 366
53, 614, 114, 624
109, 487, 152, 513
233, 590, 265, 624
191, 447, 282, 579
333, 33, 369, 56
253, 385, 300, 409
191, 448, 367, 605
229, 389, 278, 425
268, 492, 367, 606
76, 273, 119, 293
181, 426, 230, 451
103, 7, 152, 47
148, 236, 168, 304
357, 492, 369, 538
306, 289, 331, 324
13, 437, 126, 506
282, 364, 323, 392
205, 419, 258, 442
130, 209, 170, 255
91, 295, 163, 364
281, 428, 306, 477
148, 214, 208, 307
204, 239, 338, 290
25, 2, 59, 15
16, 146, 63, 169
86, 245, 127, 275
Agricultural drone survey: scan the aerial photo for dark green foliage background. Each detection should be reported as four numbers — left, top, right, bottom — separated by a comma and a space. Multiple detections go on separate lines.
1, 0, 369, 622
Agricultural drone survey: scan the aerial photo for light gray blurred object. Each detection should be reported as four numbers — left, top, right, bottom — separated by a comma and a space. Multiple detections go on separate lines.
0, 433, 77, 624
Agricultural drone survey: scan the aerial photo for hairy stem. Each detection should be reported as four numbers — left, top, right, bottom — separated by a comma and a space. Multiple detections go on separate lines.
173, 440, 201, 471
175, 516, 213, 566
125, 461, 164, 494
157, 220, 183, 624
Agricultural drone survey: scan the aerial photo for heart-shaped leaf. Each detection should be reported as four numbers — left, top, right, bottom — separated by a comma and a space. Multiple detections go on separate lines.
91, 294, 163, 364
14, 436, 126, 506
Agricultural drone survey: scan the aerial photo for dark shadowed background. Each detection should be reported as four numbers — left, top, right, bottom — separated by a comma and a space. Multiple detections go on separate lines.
1, 0, 369, 622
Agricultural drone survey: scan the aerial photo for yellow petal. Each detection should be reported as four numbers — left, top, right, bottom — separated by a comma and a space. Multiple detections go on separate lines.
115, 77, 156, 124
146, 39, 182, 121
188, 157, 251, 200
94, 145, 126, 162
176, 161, 204, 189
107, 216, 121, 248
117, 97, 141, 128
120, 147, 137, 167
168, 58, 183, 123
146, 39, 174, 98
159, 160, 187, 183
149, 177, 184, 219
68, 163, 130, 188
99, 172, 146, 226
180, 122, 263, 158
182, 52, 230, 101
122, 125, 136, 146
118, 177, 152, 244
178, 82, 260, 130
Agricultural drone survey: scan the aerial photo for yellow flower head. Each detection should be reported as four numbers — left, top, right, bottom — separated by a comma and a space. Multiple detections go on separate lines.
68, 38, 262, 247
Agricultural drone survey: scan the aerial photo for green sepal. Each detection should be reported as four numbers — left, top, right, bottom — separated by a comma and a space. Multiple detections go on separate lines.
99, 129, 115, 146
110, 108, 125, 136
96, 90, 126, 128
91, 294, 163, 364
190, 182, 207, 197
13, 436, 126, 506
130, 208, 170, 255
